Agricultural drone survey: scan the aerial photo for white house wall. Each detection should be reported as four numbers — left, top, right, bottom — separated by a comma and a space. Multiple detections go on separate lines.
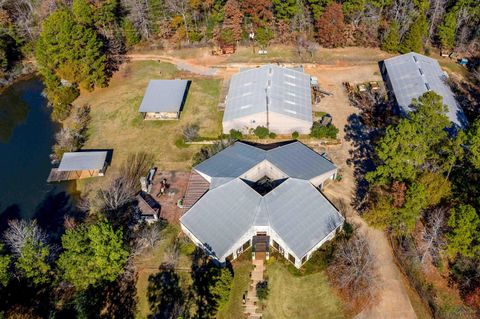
240, 160, 288, 181
222, 112, 268, 134
267, 112, 311, 134
309, 169, 337, 188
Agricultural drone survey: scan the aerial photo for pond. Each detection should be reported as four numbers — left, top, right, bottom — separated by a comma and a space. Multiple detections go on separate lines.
0, 78, 77, 229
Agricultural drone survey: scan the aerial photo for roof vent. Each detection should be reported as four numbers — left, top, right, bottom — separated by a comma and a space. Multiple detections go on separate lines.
413, 55, 418, 63
418, 68, 424, 75
424, 83, 431, 91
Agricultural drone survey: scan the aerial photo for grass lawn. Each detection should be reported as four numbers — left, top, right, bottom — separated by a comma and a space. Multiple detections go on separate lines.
216, 253, 253, 319
262, 262, 347, 319
133, 224, 192, 318
74, 60, 222, 173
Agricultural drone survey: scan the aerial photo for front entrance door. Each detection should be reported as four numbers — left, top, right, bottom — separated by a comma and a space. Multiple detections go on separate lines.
252, 235, 270, 261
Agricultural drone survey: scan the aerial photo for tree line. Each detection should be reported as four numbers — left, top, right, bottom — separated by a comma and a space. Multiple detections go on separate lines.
359, 90, 480, 314
1, 0, 479, 115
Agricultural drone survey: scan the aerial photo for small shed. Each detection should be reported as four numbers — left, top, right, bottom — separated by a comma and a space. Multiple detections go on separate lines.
139, 80, 190, 120
47, 151, 108, 182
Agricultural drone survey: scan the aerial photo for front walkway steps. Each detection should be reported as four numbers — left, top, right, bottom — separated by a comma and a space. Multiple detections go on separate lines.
243, 259, 265, 319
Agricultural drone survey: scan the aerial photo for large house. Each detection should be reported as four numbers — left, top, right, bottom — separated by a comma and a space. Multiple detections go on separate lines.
222, 65, 313, 134
382, 52, 466, 128
138, 80, 190, 120
180, 141, 344, 268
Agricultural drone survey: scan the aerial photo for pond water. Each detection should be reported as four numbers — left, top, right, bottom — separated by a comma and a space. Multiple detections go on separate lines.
0, 78, 76, 227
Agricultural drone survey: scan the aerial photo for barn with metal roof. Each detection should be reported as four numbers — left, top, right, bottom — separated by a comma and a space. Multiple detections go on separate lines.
222, 65, 313, 134
138, 80, 190, 120
180, 141, 343, 268
382, 52, 466, 128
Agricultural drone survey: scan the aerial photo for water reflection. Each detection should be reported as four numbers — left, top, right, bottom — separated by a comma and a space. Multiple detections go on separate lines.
0, 85, 29, 143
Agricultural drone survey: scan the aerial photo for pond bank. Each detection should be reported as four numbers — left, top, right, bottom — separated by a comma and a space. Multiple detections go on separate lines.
0, 77, 78, 227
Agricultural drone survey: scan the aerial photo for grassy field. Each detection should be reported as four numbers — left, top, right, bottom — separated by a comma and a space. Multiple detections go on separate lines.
133, 224, 187, 318
262, 262, 347, 319
216, 253, 253, 319
74, 60, 222, 173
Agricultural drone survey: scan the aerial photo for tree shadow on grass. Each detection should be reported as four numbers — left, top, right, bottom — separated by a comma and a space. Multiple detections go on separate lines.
147, 262, 184, 319
344, 114, 380, 213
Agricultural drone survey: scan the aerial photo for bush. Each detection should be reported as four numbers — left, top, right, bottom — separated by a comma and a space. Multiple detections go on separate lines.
182, 124, 199, 142
256, 281, 269, 300
292, 131, 299, 139
268, 132, 277, 139
175, 138, 189, 148
229, 129, 243, 140
254, 126, 269, 139
310, 122, 338, 139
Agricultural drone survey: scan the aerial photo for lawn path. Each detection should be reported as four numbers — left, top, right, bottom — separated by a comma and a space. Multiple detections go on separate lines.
126, 54, 220, 76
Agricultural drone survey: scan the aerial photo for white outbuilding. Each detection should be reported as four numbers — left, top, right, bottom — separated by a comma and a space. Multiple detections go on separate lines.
222, 65, 313, 134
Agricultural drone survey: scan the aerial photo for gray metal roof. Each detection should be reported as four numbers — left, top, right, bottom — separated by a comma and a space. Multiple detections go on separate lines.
58, 152, 107, 171
195, 141, 336, 180
180, 179, 262, 259
384, 52, 466, 127
182, 141, 342, 261
180, 177, 343, 260
138, 80, 189, 113
223, 65, 312, 123
265, 178, 344, 258
194, 142, 266, 178
266, 142, 336, 180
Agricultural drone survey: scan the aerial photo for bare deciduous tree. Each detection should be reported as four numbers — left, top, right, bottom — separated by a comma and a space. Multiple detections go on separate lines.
164, 237, 180, 267
132, 223, 164, 256
120, 151, 154, 187
328, 231, 379, 310
165, 0, 190, 43
418, 207, 447, 267
3, 219, 47, 256
182, 123, 199, 142
98, 176, 136, 211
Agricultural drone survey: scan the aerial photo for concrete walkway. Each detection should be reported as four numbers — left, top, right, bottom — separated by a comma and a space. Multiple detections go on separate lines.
244, 259, 264, 319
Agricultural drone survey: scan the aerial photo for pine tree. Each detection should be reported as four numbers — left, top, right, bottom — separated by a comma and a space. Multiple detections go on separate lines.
272, 0, 299, 20
438, 11, 456, 50
447, 205, 480, 258
400, 16, 427, 53
308, 0, 332, 21
381, 21, 400, 53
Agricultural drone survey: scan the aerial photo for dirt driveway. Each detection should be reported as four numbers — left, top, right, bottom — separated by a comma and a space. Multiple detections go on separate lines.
310, 64, 417, 319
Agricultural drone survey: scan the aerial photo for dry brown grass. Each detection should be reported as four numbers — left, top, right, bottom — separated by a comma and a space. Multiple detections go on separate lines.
74, 60, 222, 175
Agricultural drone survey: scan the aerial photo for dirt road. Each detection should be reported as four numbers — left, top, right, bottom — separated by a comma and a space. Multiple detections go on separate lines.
309, 65, 417, 319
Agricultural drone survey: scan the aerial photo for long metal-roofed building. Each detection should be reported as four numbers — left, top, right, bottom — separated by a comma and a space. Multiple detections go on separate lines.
180, 141, 344, 268
382, 52, 467, 128
138, 80, 190, 120
222, 65, 313, 134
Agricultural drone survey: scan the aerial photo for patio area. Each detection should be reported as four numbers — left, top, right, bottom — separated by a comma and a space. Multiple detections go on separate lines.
149, 171, 189, 223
